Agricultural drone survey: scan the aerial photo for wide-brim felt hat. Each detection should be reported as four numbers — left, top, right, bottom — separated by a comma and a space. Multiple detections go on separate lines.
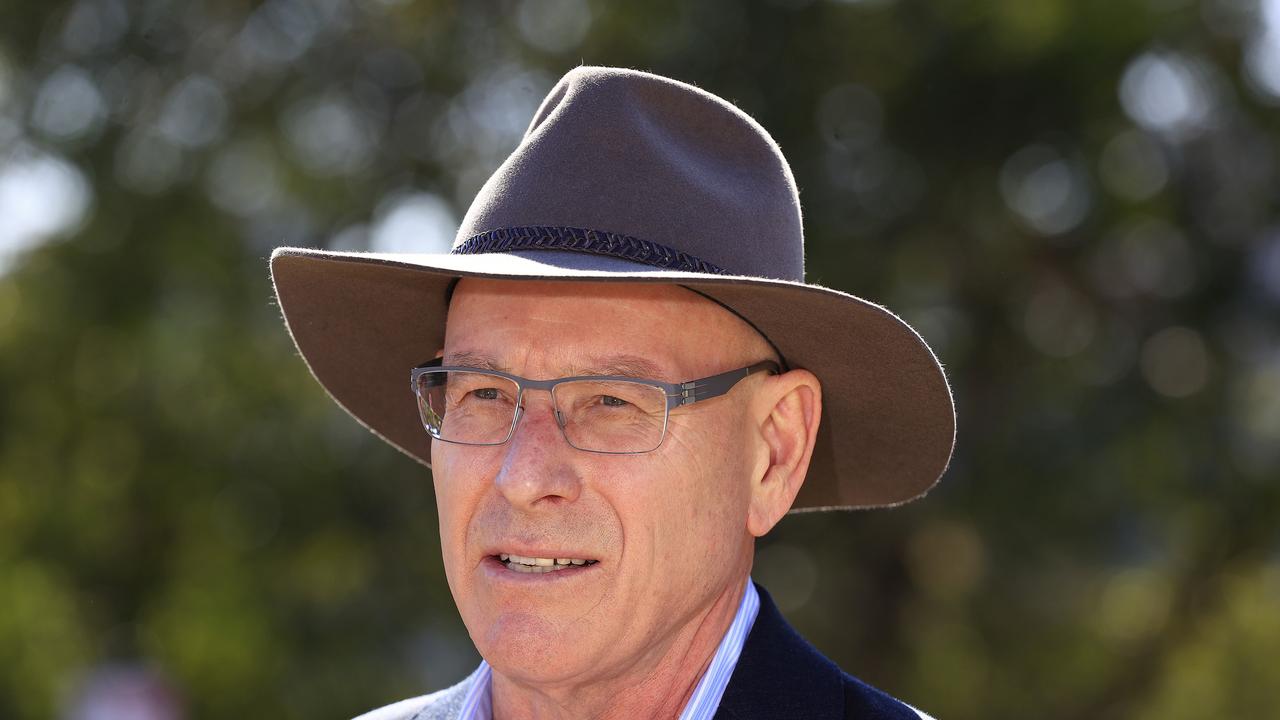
271, 66, 955, 510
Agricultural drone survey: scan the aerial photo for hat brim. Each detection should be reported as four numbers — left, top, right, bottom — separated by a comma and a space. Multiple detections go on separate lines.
270, 247, 955, 510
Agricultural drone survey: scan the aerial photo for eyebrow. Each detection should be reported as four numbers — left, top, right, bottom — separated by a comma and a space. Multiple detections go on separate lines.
443, 350, 672, 381
443, 350, 506, 372
575, 354, 669, 381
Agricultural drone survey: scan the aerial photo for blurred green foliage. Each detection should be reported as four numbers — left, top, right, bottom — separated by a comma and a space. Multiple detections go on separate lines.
1, 0, 1278, 718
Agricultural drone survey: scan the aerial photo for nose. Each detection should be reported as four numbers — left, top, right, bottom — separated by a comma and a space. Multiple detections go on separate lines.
493, 392, 583, 509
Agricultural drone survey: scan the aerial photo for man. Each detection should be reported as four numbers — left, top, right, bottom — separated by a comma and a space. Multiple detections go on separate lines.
271, 66, 953, 719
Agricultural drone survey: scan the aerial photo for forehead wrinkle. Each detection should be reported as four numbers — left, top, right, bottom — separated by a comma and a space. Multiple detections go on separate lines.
444, 348, 676, 382
447, 279, 771, 375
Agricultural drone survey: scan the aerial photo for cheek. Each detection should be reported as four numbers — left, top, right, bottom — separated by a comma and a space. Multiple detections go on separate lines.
669, 412, 755, 503
431, 474, 464, 597
646, 416, 756, 543
431, 448, 462, 535
431, 446, 494, 568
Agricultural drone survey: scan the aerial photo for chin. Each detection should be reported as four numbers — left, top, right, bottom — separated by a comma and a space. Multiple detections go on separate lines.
474, 611, 599, 684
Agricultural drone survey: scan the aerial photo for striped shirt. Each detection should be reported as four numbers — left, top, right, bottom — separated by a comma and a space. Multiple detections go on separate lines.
456, 579, 761, 720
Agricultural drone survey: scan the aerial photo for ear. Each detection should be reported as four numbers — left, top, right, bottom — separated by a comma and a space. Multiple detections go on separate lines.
746, 369, 822, 537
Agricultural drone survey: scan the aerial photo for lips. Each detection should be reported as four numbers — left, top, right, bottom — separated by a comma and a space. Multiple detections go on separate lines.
498, 553, 599, 574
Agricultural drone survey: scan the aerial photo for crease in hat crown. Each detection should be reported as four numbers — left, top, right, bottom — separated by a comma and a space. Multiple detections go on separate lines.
451, 66, 806, 282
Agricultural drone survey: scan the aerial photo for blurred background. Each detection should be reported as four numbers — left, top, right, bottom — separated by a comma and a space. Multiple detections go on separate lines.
1, 0, 1278, 718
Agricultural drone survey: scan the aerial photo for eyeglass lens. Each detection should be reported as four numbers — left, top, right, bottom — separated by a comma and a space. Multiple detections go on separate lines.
415, 370, 669, 453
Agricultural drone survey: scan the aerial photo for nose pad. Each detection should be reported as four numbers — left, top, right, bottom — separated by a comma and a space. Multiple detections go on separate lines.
507, 395, 562, 443
511, 403, 525, 436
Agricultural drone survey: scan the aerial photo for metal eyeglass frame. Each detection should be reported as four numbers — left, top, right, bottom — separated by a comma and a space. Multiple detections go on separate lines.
409, 357, 781, 454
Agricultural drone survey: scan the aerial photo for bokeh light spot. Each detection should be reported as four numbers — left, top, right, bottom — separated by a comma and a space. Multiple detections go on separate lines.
1091, 217, 1196, 299
30, 64, 106, 142
1229, 363, 1280, 476
1077, 317, 1140, 386
816, 83, 883, 151
1097, 568, 1172, 644
369, 192, 457, 254
1242, 2, 1280, 102
906, 521, 987, 599
205, 138, 282, 217
516, 0, 592, 54
1099, 129, 1169, 202
1243, 33, 1280, 102
67, 664, 185, 720
114, 128, 184, 194
158, 76, 229, 149
754, 543, 819, 612
1000, 144, 1091, 236
1119, 51, 1214, 139
0, 144, 92, 273
1251, 227, 1280, 302
462, 65, 554, 152
1023, 279, 1097, 357
902, 305, 971, 362
60, 0, 131, 57
1140, 326, 1211, 398
236, 0, 327, 71
282, 93, 376, 176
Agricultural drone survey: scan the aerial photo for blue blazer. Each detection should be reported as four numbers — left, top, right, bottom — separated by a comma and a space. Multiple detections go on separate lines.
354, 583, 929, 720
714, 584, 926, 720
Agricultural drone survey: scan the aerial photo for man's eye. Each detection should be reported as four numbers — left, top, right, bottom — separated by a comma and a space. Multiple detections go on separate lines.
472, 388, 501, 400
599, 395, 630, 407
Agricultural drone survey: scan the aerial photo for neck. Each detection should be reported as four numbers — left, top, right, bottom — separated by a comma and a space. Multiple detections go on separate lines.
489, 576, 750, 720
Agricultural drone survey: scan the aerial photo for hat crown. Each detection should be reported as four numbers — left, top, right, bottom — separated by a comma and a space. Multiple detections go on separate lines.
454, 66, 805, 281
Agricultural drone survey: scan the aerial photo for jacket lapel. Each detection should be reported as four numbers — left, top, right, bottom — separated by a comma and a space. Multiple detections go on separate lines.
714, 583, 922, 720
713, 583, 846, 719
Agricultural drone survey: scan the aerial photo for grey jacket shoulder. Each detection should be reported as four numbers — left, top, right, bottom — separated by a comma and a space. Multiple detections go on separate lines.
351, 675, 475, 720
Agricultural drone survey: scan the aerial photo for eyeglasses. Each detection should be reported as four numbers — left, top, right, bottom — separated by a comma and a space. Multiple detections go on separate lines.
410, 358, 779, 454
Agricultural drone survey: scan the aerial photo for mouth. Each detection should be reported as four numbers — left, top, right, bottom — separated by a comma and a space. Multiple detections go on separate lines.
496, 553, 599, 574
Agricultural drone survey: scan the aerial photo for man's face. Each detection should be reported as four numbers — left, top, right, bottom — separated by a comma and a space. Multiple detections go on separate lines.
434, 279, 773, 687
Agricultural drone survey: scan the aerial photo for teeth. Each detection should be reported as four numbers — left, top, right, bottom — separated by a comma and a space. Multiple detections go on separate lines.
497, 553, 596, 572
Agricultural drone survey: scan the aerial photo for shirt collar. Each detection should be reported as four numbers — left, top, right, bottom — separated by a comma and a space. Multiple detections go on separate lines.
457, 578, 760, 720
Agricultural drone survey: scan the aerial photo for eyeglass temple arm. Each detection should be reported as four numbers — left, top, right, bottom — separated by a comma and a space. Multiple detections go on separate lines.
410, 357, 444, 390
672, 360, 780, 408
